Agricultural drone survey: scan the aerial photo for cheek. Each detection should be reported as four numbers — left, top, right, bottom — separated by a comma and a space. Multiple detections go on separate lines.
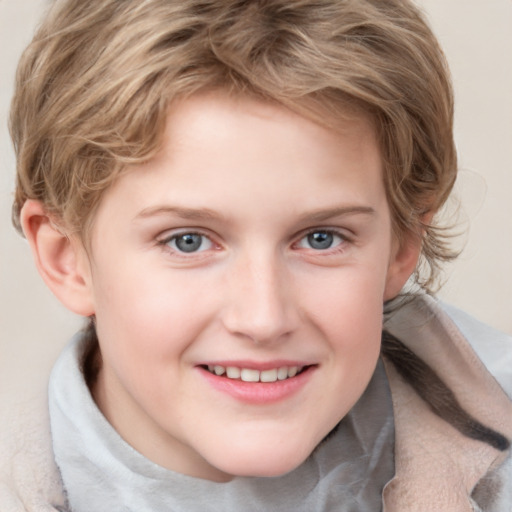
91, 261, 225, 385
302, 262, 388, 329
301, 264, 386, 383
91, 269, 202, 408
91, 261, 195, 354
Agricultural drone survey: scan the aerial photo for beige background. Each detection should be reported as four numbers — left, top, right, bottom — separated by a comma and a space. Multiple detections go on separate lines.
1, 0, 511, 389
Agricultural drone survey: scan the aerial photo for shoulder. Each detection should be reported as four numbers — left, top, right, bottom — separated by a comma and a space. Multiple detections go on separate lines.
385, 294, 512, 398
383, 294, 512, 511
0, 364, 67, 511
440, 301, 512, 399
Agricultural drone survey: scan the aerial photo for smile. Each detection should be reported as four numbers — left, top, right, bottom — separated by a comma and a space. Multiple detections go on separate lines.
199, 363, 316, 404
205, 365, 305, 383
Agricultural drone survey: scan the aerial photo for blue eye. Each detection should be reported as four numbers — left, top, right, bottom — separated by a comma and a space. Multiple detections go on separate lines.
167, 233, 213, 253
297, 230, 343, 250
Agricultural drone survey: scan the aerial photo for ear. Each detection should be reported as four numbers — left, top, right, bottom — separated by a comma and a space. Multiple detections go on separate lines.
383, 232, 423, 301
20, 200, 95, 316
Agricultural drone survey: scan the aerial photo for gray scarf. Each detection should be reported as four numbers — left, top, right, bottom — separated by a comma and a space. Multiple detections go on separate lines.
49, 334, 394, 512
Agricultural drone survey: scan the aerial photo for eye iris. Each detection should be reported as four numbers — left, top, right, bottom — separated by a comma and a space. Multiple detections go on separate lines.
308, 231, 333, 250
175, 234, 202, 252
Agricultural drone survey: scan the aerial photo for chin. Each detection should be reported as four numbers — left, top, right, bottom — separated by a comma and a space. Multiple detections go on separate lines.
205, 434, 319, 479
220, 457, 306, 479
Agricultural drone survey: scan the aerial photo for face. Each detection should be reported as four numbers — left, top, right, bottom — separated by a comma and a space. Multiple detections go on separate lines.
80, 93, 414, 482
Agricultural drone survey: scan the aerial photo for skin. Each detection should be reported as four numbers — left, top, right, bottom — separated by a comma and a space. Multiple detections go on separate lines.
22, 92, 420, 482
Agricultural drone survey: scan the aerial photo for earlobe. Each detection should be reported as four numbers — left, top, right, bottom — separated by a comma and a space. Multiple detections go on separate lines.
20, 200, 95, 316
383, 234, 423, 301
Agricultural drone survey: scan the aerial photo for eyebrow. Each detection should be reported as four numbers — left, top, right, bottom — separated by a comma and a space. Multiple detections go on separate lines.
297, 206, 376, 223
134, 205, 225, 222
134, 205, 375, 223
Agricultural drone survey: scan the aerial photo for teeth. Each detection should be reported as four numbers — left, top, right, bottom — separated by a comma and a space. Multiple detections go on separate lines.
226, 366, 241, 379
260, 368, 278, 382
214, 365, 225, 376
207, 365, 304, 382
277, 367, 288, 380
241, 369, 260, 382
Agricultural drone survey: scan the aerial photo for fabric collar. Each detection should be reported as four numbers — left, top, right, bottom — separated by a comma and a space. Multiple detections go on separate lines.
382, 295, 512, 511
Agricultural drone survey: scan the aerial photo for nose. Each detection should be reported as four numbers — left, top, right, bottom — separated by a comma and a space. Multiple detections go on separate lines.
221, 251, 300, 345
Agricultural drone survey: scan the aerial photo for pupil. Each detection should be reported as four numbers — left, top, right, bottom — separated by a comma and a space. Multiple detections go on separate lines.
308, 232, 333, 250
176, 234, 202, 252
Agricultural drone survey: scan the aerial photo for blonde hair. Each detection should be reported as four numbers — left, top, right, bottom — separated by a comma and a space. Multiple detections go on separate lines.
11, 0, 457, 291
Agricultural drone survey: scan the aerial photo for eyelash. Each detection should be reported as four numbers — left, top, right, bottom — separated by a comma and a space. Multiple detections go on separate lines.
157, 228, 352, 257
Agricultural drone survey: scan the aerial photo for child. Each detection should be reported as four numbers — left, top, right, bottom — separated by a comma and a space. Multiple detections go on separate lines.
6, 0, 512, 510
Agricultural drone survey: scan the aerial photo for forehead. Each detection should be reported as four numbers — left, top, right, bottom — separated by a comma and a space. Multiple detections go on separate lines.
89, 92, 385, 235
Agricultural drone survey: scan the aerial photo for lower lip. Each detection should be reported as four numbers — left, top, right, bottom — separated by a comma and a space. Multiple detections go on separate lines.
198, 366, 316, 404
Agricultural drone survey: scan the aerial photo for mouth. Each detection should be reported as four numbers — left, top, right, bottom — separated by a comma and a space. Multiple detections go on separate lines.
202, 364, 309, 383
198, 363, 316, 404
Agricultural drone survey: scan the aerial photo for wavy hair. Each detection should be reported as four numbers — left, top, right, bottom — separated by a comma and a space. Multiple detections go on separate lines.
11, 0, 458, 291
